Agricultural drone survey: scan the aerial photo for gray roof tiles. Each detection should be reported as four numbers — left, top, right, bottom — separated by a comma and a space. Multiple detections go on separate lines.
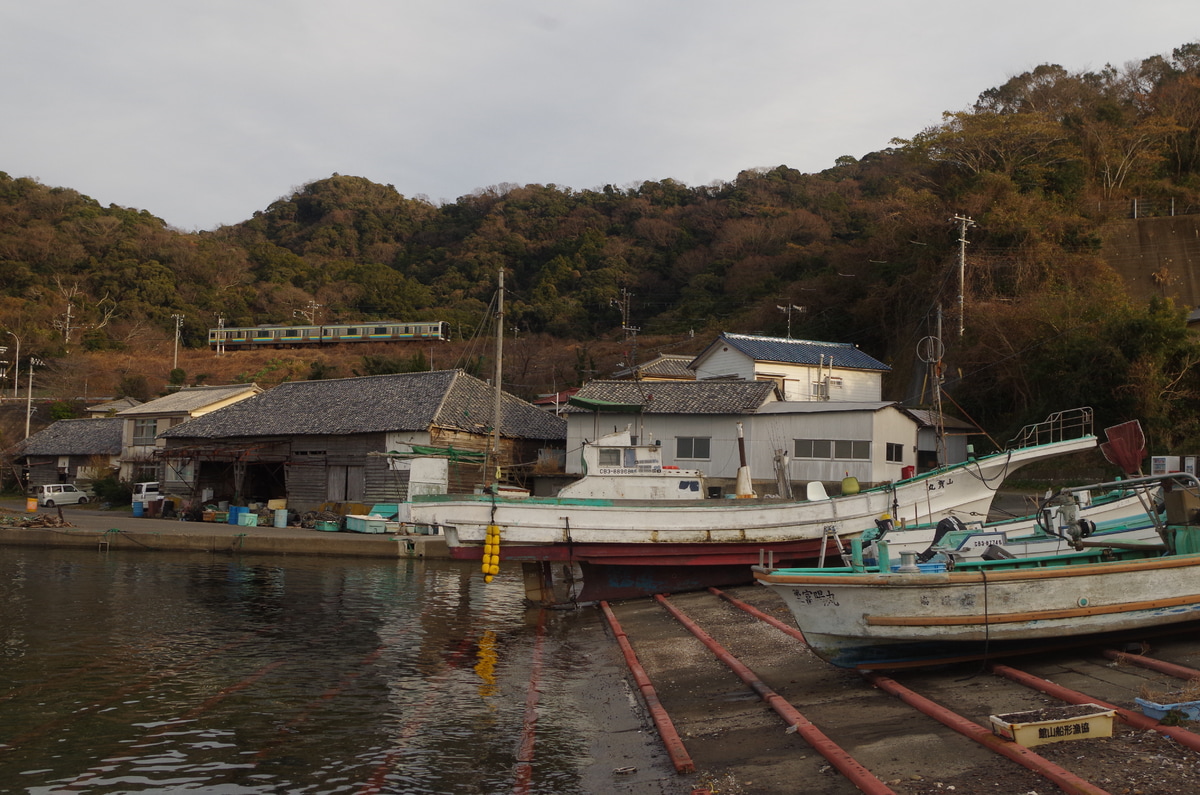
566, 380, 777, 414
118, 384, 262, 416
16, 418, 124, 456
160, 370, 565, 441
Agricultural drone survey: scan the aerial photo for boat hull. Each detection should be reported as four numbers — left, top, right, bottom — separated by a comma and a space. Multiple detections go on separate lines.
757, 550, 1200, 669
408, 434, 1096, 603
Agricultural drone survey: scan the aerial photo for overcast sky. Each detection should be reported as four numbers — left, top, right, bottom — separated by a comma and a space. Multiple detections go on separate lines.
3, 2, 1197, 231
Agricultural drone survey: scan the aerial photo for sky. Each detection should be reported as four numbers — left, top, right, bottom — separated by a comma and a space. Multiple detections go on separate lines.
3, 1, 1198, 231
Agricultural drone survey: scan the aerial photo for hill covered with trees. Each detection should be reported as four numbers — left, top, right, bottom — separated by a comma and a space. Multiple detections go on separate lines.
5, 42, 1200, 452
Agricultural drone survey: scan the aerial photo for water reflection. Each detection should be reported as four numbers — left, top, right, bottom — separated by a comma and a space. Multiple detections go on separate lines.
0, 547, 597, 794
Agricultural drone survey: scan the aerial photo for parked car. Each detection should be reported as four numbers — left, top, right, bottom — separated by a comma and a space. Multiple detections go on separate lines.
132, 482, 160, 502
35, 484, 90, 507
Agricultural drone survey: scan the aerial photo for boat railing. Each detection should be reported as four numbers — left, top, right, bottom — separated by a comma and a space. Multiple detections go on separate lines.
1005, 407, 1094, 450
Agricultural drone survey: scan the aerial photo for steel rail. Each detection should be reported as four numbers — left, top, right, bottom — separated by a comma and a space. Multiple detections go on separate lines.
653, 594, 895, 795
513, 608, 549, 794
600, 601, 696, 774
991, 663, 1200, 752
707, 586, 807, 642
864, 672, 1113, 795
1101, 648, 1200, 681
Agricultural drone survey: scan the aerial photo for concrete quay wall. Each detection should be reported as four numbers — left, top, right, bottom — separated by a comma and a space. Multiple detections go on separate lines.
0, 502, 449, 560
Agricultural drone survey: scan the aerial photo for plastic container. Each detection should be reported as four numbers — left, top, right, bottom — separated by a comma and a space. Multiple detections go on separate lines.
228, 506, 245, 525
345, 515, 388, 534
237, 512, 259, 527
1135, 697, 1200, 722
132, 501, 144, 517
315, 521, 339, 532
273, 508, 288, 528
990, 704, 1115, 747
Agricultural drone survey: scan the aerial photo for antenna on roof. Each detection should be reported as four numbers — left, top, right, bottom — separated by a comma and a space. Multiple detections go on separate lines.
776, 304, 805, 339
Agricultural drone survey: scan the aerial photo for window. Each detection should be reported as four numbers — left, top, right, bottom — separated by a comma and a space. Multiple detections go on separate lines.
132, 418, 157, 446
794, 439, 869, 460
886, 442, 904, 463
375, 327, 387, 335
598, 448, 621, 467
677, 437, 710, 460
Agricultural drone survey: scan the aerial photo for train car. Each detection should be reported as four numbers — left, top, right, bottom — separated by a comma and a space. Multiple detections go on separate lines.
209, 321, 451, 350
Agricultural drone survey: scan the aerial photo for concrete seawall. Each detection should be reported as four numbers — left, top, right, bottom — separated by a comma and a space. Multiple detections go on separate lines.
0, 501, 449, 560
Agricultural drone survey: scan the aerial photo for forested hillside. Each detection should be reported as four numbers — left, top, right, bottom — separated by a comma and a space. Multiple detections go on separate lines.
5, 43, 1200, 451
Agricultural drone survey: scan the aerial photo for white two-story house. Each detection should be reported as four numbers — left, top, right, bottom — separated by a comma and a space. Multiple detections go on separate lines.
689, 332, 889, 402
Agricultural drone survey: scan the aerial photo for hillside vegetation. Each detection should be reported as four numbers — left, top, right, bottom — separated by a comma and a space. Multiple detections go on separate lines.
5, 43, 1200, 453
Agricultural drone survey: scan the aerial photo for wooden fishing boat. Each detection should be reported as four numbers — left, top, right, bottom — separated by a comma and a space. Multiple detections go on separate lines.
754, 473, 1200, 669
404, 408, 1100, 604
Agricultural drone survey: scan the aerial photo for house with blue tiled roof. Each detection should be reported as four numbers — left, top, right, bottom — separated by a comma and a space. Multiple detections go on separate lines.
689, 332, 890, 402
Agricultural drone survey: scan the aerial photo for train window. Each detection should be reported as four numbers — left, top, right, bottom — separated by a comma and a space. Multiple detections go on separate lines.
375, 327, 387, 335
346, 327, 358, 335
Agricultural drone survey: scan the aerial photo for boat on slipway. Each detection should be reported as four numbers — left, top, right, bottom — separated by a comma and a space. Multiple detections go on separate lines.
755, 472, 1200, 669
404, 408, 1099, 604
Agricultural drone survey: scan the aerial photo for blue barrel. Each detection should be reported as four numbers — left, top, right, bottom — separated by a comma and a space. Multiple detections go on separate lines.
228, 506, 244, 525
132, 501, 144, 517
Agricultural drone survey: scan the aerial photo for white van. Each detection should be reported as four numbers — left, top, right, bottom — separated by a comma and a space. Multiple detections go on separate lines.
35, 484, 90, 507
132, 482, 160, 501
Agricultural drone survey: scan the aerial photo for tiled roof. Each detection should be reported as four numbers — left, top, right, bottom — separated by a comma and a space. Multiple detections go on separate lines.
119, 384, 262, 416
15, 418, 123, 456
86, 397, 142, 416
613, 354, 696, 380
160, 370, 565, 441
565, 380, 777, 414
696, 333, 890, 372
901, 408, 980, 432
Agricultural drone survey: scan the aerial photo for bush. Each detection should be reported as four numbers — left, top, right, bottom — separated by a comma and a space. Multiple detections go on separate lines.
90, 475, 133, 505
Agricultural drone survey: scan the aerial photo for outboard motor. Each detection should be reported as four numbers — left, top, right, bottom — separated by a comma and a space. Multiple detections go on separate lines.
917, 515, 968, 563
1067, 519, 1096, 543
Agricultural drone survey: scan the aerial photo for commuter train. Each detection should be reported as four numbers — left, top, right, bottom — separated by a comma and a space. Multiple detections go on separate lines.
208, 320, 451, 351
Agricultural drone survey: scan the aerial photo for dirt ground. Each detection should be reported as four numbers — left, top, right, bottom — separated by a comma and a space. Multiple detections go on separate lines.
589, 586, 1200, 795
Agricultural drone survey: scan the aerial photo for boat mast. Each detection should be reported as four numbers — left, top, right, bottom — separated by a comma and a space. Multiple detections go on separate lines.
490, 267, 504, 488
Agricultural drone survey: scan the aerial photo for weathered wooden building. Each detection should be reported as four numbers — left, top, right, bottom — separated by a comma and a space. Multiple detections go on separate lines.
11, 417, 123, 490
157, 370, 566, 512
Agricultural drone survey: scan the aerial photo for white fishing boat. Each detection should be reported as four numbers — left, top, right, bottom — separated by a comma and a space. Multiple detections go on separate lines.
404, 408, 1100, 603
755, 473, 1200, 669
860, 482, 1163, 564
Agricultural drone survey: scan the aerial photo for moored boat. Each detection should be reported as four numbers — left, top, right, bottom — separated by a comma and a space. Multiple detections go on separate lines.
404, 408, 1099, 604
754, 472, 1200, 669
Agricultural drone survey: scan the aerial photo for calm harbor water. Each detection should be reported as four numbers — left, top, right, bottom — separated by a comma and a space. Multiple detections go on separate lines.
0, 547, 614, 794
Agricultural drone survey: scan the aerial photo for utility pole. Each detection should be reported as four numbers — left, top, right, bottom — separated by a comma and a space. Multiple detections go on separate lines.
952, 214, 975, 338
25, 357, 42, 438
5, 331, 18, 398
490, 268, 504, 487
294, 300, 322, 325
171, 314, 185, 371
611, 287, 640, 370
54, 303, 75, 345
